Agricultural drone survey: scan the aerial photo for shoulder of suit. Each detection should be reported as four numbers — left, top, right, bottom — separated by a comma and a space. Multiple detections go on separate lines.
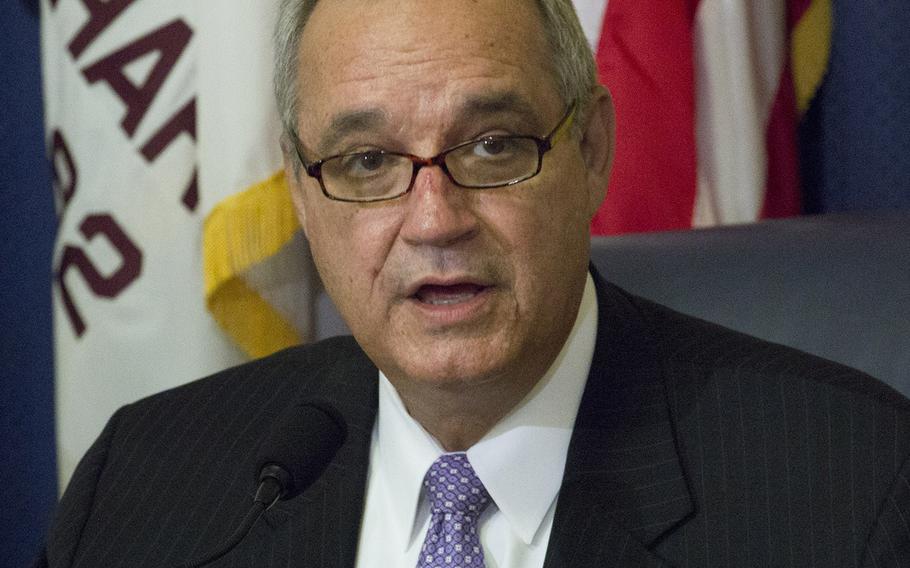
119, 335, 371, 420
617, 286, 910, 414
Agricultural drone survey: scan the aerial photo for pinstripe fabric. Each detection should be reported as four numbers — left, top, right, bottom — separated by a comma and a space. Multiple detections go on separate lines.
38, 272, 910, 567
648, 300, 910, 568
42, 337, 378, 568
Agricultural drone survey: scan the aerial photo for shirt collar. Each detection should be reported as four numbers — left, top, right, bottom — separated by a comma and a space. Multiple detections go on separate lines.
374, 272, 598, 548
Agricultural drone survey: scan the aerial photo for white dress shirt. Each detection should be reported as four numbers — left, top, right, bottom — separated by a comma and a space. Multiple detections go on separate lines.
355, 274, 598, 567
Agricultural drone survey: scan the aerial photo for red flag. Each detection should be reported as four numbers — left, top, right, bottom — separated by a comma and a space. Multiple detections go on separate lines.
593, 1, 700, 235
590, 1, 811, 235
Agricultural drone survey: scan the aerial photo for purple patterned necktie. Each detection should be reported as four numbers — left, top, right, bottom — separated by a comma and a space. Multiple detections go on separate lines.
416, 453, 492, 568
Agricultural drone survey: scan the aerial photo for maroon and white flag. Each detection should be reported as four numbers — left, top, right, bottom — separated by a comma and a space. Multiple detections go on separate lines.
43, 0, 312, 486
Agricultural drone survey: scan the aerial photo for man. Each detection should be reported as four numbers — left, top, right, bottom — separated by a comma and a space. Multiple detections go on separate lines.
38, 1, 910, 567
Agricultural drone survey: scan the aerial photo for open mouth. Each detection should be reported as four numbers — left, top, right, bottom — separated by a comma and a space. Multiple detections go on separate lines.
412, 283, 489, 306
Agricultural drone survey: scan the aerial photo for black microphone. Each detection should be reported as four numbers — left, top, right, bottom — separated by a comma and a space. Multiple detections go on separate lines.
176, 400, 347, 568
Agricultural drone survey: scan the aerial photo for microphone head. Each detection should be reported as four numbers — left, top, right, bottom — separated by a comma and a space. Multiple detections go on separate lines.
254, 400, 347, 501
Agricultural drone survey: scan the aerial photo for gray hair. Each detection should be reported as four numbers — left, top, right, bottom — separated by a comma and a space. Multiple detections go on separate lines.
273, 0, 598, 149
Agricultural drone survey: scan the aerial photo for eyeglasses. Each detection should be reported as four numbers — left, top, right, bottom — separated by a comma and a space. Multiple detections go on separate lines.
293, 103, 577, 203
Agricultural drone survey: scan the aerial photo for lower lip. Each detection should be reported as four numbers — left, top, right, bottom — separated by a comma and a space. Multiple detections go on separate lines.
407, 286, 494, 326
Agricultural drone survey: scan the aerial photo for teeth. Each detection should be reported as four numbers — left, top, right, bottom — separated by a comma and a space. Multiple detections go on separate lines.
415, 284, 484, 305
424, 292, 476, 305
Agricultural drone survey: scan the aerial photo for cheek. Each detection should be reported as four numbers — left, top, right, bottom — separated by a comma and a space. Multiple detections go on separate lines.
502, 176, 592, 297
540, 172, 594, 255
483, 177, 589, 264
308, 206, 402, 294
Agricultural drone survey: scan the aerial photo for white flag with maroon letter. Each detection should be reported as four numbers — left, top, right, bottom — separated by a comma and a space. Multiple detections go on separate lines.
43, 0, 313, 487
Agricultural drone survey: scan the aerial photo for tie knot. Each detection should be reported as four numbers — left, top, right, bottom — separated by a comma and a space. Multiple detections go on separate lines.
423, 453, 491, 518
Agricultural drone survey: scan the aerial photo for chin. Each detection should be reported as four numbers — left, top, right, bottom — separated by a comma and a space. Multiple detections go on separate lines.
385, 335, 520, 388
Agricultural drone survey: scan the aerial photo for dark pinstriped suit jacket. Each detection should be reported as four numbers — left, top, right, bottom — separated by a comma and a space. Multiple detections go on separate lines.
39, 272, 910, 567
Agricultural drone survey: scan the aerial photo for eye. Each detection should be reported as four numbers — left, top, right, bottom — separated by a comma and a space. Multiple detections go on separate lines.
472, 137, 511, 157
338, 150, 387, 176
355, 151, 385, 171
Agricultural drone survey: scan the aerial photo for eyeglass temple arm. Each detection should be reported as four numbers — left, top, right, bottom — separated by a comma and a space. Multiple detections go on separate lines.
545, 104, 577, 151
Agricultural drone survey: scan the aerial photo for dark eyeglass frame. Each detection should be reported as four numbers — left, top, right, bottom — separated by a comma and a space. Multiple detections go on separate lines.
292, 102, 578, 203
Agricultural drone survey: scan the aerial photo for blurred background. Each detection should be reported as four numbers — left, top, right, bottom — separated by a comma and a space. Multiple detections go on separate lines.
1, 0, 908, 565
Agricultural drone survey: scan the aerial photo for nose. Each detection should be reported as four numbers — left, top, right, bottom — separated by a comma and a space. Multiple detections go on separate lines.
399, 163, 479, 248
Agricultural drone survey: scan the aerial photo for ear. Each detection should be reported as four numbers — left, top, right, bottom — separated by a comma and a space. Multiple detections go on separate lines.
578, 85, 615, 218
282, 135, 310, 238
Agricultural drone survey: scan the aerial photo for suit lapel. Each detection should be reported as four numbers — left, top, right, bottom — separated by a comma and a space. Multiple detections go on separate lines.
260, 340, 379, 568
544, 271, 693, 567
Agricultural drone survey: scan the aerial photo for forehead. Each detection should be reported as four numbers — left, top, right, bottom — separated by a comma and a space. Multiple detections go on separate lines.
295, 0, 563, 141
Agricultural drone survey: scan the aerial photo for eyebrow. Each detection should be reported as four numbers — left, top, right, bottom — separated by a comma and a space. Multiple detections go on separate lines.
457, 92, 541, 129
315, 108, 389, 156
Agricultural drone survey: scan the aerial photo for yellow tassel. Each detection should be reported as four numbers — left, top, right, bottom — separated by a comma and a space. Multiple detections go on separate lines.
203, 171, 302, 357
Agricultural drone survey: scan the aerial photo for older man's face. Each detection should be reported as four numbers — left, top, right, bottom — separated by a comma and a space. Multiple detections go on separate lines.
290, 0, 608, 392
